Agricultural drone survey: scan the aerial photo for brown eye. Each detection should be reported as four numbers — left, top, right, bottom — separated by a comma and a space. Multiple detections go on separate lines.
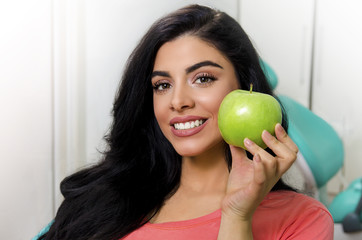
196, 76, 212, 83
153, 82, 171, 92
195, 74, 217, 84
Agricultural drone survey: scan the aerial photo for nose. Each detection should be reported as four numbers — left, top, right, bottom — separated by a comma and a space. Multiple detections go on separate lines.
170, 84, 195, 112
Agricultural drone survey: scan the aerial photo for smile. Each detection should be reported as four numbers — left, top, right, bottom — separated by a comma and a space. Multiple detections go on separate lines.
174, 119, 205, 130
170, 116, 208, 137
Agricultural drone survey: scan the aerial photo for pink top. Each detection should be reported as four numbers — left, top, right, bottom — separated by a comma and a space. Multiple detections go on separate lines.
122, 191, 334, 240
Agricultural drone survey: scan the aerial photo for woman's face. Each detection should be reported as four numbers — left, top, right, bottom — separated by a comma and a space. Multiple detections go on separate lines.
152, 35, 239, 157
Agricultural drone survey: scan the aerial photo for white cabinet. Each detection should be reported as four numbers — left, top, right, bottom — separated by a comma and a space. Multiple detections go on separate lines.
312, 0, 362, 186
239, 0, 315, 107
239, 0, 362, 192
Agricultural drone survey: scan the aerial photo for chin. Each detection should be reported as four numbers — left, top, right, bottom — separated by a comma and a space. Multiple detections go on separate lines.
173, 146, 203, 157
172, 140, 226, 158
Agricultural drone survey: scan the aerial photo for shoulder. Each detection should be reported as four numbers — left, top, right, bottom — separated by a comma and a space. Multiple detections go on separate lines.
253, 191, 334, 240
258, 190, 329, 211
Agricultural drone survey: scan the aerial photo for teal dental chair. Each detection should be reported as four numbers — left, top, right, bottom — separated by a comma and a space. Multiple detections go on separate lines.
277, 94, 343, 204
261, 60, 362, 234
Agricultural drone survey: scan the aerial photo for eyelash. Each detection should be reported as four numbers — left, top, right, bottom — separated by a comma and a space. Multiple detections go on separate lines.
152, 73, 217, 93
194, 73, 217, 85
153, 81, 171, 93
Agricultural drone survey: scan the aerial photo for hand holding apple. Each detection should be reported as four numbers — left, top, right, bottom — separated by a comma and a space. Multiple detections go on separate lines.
218, 84, 282, 149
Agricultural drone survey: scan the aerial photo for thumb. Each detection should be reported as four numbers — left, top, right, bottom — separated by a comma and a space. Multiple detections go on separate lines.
229, 145, 250, 169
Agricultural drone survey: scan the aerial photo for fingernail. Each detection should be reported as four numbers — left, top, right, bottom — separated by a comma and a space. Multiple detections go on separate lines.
276, 123, 285, 134
244, 138, 253, 147
263, 130, 273, 140
254, 153, 261, 163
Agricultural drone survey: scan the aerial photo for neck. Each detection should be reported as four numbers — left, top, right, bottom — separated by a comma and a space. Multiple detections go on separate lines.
148, 142, 229, 224
180, 142, 229, 194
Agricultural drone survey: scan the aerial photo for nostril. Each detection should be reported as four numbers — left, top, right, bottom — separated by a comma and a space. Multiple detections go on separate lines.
171, 101, 195, 112
170, 99, 193, 111
170, 87, 195, 111
171, 103, 190, 111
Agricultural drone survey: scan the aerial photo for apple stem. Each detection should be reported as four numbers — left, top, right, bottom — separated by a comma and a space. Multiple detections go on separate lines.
250, 83, 253, 94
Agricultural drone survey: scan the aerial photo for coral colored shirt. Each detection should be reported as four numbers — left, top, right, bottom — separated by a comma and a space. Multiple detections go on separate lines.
122, 191, 334, 240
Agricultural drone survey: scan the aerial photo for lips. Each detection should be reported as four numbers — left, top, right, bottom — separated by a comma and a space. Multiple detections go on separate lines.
170, 116, 208, 137
174, 119, 205, 130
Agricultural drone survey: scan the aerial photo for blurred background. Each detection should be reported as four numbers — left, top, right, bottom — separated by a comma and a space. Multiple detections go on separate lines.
0, 0, 361, 239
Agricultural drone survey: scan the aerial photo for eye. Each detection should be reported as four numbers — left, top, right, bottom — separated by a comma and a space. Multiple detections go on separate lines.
194, 73, 217, 85
153, 81, 171, 92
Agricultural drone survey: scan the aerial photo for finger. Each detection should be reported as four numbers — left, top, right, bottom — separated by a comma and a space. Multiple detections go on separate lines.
243, 138, 278, 174
262, 129, 295, 158
229, 145, 248, 159
275, 123, 299, 153
229, 145, 250, 168
244, 138, 275, 162
253, 153, 267, 185
252, 153, 283, 196
261, 130, 296, 174
228, 145, 254, 191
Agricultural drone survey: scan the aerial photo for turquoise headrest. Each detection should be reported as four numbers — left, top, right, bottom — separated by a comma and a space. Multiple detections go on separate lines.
278, 95, 344, 188
260, 59, 278, 90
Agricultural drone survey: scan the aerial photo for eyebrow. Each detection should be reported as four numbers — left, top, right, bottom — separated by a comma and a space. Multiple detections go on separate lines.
151, 71, 170, 78
151, 60, 223, 79
186, 60, 223, 73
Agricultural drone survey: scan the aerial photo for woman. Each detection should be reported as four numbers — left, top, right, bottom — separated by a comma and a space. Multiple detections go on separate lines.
37, 4, 333, 240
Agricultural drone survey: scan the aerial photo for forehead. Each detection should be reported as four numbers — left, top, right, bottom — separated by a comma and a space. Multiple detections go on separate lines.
153, 35, 232, 70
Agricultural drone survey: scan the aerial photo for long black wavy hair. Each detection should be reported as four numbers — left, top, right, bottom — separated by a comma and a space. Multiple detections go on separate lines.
40, 4, 292, 240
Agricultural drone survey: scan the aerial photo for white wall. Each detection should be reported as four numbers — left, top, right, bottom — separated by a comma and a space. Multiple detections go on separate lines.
0, 1, 53, 239
239, 0, 315, 108
0, 0, 238, 239
312, 0, 362, 192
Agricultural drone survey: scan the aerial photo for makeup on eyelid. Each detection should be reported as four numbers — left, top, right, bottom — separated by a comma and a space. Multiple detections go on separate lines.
152, 72, 217, 93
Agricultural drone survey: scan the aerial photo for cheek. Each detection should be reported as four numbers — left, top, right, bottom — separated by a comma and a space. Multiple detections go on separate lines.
197, 93, 227, 117
199, 86, 235, 111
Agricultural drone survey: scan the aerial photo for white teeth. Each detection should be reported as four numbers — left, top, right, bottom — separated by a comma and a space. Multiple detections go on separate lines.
174, 120, 204, 130
195, 120, 199, 127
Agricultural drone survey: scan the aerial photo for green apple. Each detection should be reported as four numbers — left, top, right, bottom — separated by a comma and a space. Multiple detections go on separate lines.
218, 85, 282, 149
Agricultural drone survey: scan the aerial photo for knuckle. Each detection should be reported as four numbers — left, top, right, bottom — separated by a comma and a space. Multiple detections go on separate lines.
294, 145, 299, 153
287, 151, 297, 162
260, 154, 277, 170
270, 135, 279, 145
267, 159, 278, 170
